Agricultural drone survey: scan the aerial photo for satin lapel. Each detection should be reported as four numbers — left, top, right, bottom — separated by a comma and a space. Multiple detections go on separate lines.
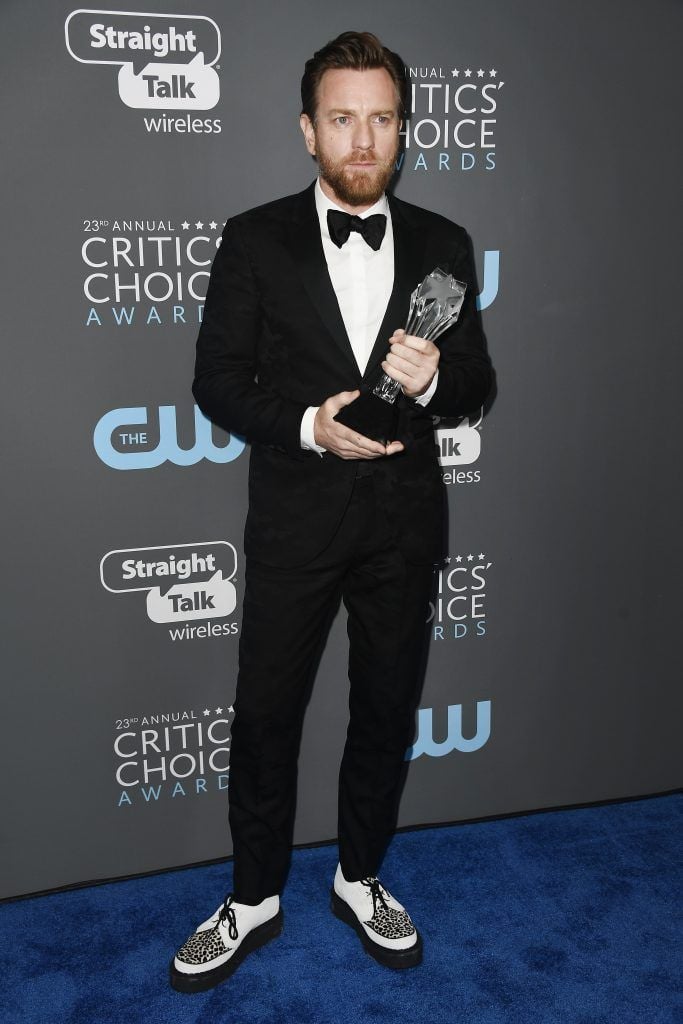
362, 195, 426, 383
286, 184, 359, 376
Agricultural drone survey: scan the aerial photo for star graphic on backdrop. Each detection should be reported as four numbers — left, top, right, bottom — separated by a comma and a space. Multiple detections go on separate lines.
195, 220, 204, 229
489, 69, 498, 78
450, 67, 459, 77
467, 553, 475, 562
215, 706, 223, 714
455, 555, 463, 563
464, 68, 472, 77
444, 556, 451, 564
181, 221, 190, 230
228, 705, 235, 714
477, 69, 485, 78
478, 553, 486, 560
203, 708, 211, 716
209, 220, 218, 229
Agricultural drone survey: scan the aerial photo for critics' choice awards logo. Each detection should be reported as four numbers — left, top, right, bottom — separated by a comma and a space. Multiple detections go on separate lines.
400, 65, 504, 173
82, 217, 222, 327
100, 541, 239, 640
81, 221, 498, 326
114, 705, 232, 806
428, 553, 493, 640
93, 404, 245, 469
434, 408, 484, 486
65, 9, 222, 133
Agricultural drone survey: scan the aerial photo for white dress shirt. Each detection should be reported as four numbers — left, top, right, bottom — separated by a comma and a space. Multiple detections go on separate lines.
300, 178, 437, 453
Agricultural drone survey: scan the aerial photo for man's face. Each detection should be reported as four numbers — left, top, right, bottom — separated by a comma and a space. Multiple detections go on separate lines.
300, 67, 401, 212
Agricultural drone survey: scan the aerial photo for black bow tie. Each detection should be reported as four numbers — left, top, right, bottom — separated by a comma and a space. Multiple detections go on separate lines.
327, 209, 387, 251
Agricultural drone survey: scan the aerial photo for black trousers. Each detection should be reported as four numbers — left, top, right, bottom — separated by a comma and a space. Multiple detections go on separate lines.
228, 470, 434, 904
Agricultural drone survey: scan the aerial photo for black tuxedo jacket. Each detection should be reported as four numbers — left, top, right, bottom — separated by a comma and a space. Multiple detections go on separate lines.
193, 182, 492, 568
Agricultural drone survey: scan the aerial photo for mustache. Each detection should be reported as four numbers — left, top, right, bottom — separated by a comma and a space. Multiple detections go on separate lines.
343, 152, 391, 168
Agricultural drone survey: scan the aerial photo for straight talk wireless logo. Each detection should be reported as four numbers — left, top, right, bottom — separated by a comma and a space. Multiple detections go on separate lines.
65, 9, 222, 134
100, 542, 240, 640
434, 408, 484, 486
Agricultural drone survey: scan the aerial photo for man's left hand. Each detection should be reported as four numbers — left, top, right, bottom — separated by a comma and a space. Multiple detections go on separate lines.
382, 329, 439, 398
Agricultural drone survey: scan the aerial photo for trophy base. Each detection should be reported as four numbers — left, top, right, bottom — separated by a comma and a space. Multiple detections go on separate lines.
333, 391, 399, 446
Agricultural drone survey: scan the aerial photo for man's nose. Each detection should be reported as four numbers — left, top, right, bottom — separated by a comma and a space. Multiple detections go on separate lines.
352, 120, 374, 150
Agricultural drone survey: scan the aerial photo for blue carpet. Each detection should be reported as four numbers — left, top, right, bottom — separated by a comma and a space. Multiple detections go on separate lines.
1, 795, 681, 1024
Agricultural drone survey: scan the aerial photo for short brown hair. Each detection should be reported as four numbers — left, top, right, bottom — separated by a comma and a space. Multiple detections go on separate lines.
301, 31, 407, 122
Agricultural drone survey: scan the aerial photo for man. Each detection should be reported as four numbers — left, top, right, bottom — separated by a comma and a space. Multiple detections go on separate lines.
171, 31, 492, 993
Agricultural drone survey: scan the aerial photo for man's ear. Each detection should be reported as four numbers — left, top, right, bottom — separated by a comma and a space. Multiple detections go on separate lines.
300, 113, 316, 157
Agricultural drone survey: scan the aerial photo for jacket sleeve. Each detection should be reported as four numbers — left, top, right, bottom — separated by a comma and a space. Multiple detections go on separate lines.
192, 218, 308, 457
422, 227, 493, 418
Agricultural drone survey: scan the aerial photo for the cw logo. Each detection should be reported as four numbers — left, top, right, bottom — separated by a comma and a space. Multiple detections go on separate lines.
476, 251, 499, 311
93, 405, 245, 470
406, 700, 491, 760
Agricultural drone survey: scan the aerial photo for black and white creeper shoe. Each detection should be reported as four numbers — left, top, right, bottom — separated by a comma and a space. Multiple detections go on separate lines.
170, 893, 283, 993
330, 864, 423, 968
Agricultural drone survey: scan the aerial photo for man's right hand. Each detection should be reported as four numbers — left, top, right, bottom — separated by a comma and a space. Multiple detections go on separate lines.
313, 391, 405, 460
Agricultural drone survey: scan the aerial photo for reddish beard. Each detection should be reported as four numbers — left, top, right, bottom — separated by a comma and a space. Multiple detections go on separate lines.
317, 147, 398, 207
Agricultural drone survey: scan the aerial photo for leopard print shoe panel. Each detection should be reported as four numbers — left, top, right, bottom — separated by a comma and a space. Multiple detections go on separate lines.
176, 924, 231, 966
364, 905, 416, 940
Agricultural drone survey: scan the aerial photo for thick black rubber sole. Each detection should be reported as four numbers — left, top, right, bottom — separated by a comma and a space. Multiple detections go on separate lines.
170, 908, 284, 993
330, 889, 423, 969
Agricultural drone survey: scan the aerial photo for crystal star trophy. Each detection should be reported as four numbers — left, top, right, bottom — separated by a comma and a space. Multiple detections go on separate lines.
334, 267, 467, 444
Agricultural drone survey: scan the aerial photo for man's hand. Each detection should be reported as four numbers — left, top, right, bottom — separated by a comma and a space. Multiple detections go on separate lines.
382, 329, 439, 398
314, 391, 404, 460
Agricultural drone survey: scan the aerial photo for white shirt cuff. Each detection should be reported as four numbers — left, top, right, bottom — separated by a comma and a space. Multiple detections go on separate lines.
413, 369, 439, 407
300, 406, 326, 455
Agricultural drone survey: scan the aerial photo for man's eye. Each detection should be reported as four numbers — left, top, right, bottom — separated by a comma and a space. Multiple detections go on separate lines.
336, 116, 349, 125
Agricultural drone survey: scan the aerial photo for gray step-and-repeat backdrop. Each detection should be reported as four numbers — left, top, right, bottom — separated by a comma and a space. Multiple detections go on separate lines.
2, 0, 681, 900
